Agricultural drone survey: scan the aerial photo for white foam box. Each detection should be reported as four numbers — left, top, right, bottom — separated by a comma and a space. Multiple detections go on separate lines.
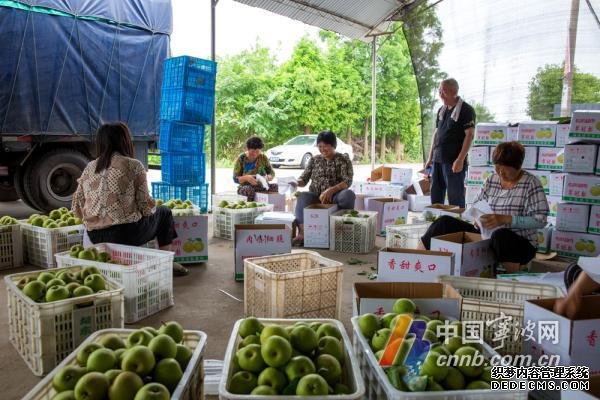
550, 229, 600, 257
171, 214, 208, 264
517, 121, 557, 146
556, 203, 590, 233
569, 110, 600, 142
524, 296, 600, 374
351, 281, 461, 319
564, 143, 598, 174
466, 166, 495, 186
254, 212, 295, 230
473, 123, 509, 145
588, 205, 600, 234
468, 146, 489, 166
556, 123, 570, 148
536, 147, 563, 170
466, 186, 480, 204
377, 247, 454, 283
365, 197, 409, 235
562, 174, 600, 204
537, 226, 552, 253
255, 192, 286, 212
407, 195, 431, 212
390, 167, 412, 186
526, 169, 551, 193
430, 232, 494, 278
550, 173, 566, 196
303, 204, 338, 248
233, 224, 291, 281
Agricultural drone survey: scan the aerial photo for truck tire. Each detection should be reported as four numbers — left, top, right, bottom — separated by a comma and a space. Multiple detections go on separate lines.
25, 148, 90, 212
0, 177, 19, 202
14, 165, 42, 210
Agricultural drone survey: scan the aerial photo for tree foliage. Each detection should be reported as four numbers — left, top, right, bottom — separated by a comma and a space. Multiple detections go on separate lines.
470, 101, 495, 123
527, 64, 600, 120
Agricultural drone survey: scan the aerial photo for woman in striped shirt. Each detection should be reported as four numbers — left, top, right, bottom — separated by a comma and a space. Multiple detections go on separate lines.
421, 141, 549, 273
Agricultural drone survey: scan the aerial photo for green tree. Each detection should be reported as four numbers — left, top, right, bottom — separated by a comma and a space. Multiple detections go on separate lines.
527, 64, 600, 120
470, 101, 496, 123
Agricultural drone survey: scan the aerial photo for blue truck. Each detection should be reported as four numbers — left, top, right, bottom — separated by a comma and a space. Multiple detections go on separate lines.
0, 0, 172, 211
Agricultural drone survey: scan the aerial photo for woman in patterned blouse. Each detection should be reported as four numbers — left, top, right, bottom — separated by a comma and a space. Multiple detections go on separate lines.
72, 122, 189, 276
233, 137, 278, 201
291, 131, 355, 246
420, 141, 549, 273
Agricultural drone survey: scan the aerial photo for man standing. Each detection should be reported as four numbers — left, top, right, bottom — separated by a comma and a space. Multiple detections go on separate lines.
425, 78, 476, 208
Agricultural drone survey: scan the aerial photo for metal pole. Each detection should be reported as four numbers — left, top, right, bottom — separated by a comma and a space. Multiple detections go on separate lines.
210, 0, 218, 195
370, 37, 377, 170
560, 0, 580, 117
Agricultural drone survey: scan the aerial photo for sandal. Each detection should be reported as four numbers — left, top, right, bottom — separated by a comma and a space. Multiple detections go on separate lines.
173, 262, 189, 277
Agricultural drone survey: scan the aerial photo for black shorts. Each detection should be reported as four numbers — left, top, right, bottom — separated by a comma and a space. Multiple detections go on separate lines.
87, 206, 177, 247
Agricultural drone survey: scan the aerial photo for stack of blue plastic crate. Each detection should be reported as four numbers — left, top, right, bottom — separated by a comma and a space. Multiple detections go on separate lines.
152, 56, 217, 212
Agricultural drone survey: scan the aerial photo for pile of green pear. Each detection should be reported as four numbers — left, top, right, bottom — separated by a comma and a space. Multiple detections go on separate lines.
217, 200, 265, 209
68, 245, 121, 264
342, 210, 370, 219
228, 317, 352, 396
50, 321, 191, 400
0, 215, 19, 226
156, 198, 195, 210
26, 208, 82, 229
357, 298, 493, 392
17, 266, 108, 303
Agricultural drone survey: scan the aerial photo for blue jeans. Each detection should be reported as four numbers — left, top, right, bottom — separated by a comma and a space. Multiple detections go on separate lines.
430, 162, 467, 208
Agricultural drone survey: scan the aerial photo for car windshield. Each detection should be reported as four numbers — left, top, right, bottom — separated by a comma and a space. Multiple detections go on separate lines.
285, 136, 315, 146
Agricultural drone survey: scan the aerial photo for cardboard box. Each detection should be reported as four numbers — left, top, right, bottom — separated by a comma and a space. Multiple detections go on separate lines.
524, 296, 600, 374
523, 146, 538, 170
466, 166, 494, 186
255, 192, 286, 212
556, 203, 590, 233
370, 165, 392, 181
550, 229, 600, 257
526, 169, 551, 193
569, 110, 600, 142
254, 212, 295, 230
430, 232, 494, 278
366, 197, 409, 234
390, 167, 413, 186
562, 375, 600, 400
547, 195, 561, 218
407, 195, 431, 212
423, 204, 464, 218
468, 146, 489, 166
352, 282, 462, 319
171, 214, 208, 264
354, 194, 373, 211
474, 123, 509, 145
363, 183, 394, 197
234, 224, 291, 281
377, 248, 454, 283
556, 123, 570, 148
537, 147, 563, 170
303, 204, 338, 248
536, 226, 552, 253
550, 173, 566, 197
597, 151, 600, 175
562, 174, 600, 204
588, 205, 600, 234
466, 186, 480, 204
564, 144, 598, 174
350, 181, 367, 194
508, 125, 519, 141
517, 121, 557, 146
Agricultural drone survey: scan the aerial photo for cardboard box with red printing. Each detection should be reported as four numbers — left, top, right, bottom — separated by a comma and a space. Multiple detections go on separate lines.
517, 121, 557, 146
597, 151, 600, 175
430, 232, 494, 278
562, 174, 600, 204
303, 204, 338, 248
523, 296, 600, 374
234, 224, 291, 281
466, 166, 495, 186
508, 125, 519, 141
255, 192, 286, 212
474, 123, 509, 145
564, 144, 598, 174
550, 173, 566, 197
390, 167, 413, 186
352, 281, 462, 319
569, 110, 600, 142
354, 194, 374, 211
377, 248, 454, 283
546, 195, 561, 223
550, 229, 600, 257
370, 165, 392, 181
556, 203, 590, 233
526, 169, 551, 194
366, 197, 409, 235
405, 179, 431, 211
556, 123, 571, 148
537, 227, 552, 253
363, 182, 404, 198
588, 205, 600, 234
536, 147, 563, 170
468, 146, 489, 166
466, 186, 480, 205
172, 214, 208, 264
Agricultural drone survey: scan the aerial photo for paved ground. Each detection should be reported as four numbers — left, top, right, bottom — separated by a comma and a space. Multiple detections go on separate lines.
0, 164, 422, 399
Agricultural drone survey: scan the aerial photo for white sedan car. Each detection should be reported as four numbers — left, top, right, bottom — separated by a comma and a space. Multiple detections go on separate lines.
265, 135, 354, 168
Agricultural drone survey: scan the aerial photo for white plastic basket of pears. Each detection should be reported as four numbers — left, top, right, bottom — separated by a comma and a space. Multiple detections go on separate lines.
156, 198, 201, 217
351, 298, 527, 400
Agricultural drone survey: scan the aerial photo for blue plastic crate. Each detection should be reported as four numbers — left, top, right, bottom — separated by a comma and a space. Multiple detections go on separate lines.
161, 152, 206, 185
159, 121, 205, 153
160, 87, 214, 124
151, 182, 209, 212
162, 56, 217, 91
